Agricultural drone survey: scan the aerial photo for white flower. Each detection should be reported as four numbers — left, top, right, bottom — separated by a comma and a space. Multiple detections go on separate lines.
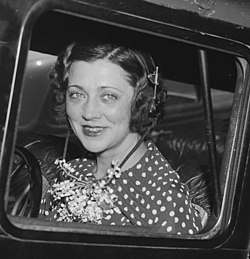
50, 158, 121, 224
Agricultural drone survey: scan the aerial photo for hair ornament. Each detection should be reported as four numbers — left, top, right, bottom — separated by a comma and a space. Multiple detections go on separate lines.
148, 66, 159, 114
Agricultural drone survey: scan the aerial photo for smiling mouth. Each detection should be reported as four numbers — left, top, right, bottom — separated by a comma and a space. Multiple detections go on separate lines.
82, 126, 105, 136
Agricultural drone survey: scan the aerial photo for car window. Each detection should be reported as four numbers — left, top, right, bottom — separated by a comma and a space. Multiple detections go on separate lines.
5, 9, 244, 242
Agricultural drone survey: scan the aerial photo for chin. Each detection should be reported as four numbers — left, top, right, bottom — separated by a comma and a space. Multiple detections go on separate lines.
80, 139, 108, 153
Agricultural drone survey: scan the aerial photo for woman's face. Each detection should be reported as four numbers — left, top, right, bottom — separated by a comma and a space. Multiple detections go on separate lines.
66, 59, 137, 156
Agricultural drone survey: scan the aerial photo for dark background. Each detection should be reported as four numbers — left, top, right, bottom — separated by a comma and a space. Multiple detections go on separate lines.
30, 11, 237, 92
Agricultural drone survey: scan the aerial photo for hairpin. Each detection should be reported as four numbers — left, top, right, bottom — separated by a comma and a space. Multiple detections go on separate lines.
148, 66, 159, 113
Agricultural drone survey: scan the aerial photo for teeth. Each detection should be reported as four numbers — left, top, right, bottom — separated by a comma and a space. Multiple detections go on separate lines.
84, 127, 103, 133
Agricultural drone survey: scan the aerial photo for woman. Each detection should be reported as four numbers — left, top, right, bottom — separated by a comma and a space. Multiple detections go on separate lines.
39, 41, 203, 235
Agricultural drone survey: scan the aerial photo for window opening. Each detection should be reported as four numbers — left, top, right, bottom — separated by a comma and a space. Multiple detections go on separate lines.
4, 10, 240, 242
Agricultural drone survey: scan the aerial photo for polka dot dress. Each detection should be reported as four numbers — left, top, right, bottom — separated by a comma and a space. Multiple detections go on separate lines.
39, 141, 202, 234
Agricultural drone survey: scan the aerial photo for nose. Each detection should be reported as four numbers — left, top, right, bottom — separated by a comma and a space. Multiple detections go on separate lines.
81, 98, 101, 120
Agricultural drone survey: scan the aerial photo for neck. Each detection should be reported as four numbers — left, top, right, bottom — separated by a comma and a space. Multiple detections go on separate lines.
93, 134, 147, 180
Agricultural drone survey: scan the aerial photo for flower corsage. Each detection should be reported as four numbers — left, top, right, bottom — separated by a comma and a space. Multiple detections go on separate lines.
49, 158, 121, 224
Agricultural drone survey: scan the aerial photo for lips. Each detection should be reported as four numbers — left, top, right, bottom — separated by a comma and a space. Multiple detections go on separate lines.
82, 126, 106, 136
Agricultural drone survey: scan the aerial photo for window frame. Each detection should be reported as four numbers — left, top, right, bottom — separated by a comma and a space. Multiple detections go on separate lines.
0, 0, 250, 251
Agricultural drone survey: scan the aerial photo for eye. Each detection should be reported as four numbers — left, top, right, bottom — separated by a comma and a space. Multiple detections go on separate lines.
102, 93, 118, 102
67, 90, 86, 100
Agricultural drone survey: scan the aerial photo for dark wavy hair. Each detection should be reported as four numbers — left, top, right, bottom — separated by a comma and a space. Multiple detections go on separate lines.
50, 41, 167, 136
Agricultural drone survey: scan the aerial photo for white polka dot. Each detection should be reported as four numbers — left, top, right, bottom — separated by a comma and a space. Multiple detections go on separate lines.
146, 204, 150, 209
141, 198, 145, 204
141, 213, 145, 218
156, 200, 162, 205
136, 180, 141, 186
151, 195, 155, 200
118, 186, 122, 192
167, 226, 172, 232
182, 222, 186, 228
152, 209, 157, 215
130, 214, 135, 219
177, 193, 182, 198
142, 172, 146, 177
148, 219, 153, 225
145, 157, 149, 162
128, 172, 133, 177
174, 217, 179, 223
179, 207, 184, 213
135, 206, 140, 212
169, 211, 175, 217
124, 194, 128, 199
130, 187, 134, 192
155, 160, 159, 165
167, 196, 172, 202
156, 187, 161, 192
105, 215, 112, 220
123, 179, 128, 184
146, 190, 150, 195
124, 207, 128, 211
137, 221, 142, 226
160, 206, 166, 212
162, 221, 167, 226
148, 166, 152, 171
136, 164, 142, 169
154, 217, 159, 223
189, 229, 194, 234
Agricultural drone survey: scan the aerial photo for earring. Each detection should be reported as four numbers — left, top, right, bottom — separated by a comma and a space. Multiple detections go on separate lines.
148, 66, 159, 114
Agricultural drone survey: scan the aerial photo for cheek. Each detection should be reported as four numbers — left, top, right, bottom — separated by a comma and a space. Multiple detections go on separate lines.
66, 102, 80, 121
106, 102, 131, 125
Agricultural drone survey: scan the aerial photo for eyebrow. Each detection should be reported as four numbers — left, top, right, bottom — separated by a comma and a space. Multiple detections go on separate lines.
67, 84, 83, 90
67, 84, 125, 93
